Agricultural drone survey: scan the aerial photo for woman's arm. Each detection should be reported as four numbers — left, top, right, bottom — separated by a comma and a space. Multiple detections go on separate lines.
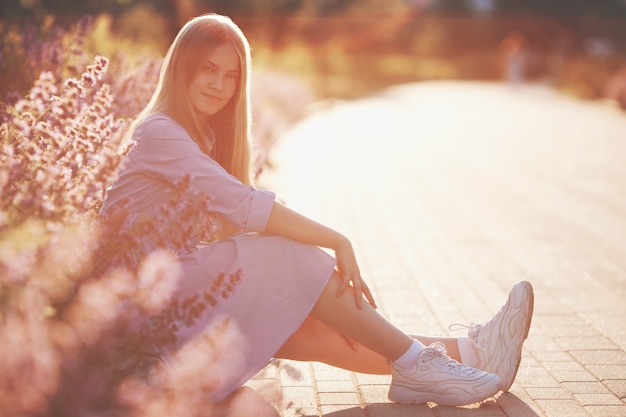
265, 201, 377, 309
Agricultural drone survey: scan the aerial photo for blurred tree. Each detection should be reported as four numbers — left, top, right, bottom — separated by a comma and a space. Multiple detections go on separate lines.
423, 0, 626, 16
183, 0, 360, 15
3, 0, 626, 20
428, 0, 475, 14
495, 0, 626, 16
0, 0, 175, 21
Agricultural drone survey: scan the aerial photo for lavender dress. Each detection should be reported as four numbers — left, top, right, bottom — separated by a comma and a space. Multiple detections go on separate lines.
101, 113, 335, 401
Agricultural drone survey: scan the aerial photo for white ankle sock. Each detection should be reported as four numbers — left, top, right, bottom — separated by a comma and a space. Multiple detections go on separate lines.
457, 337, 479, 368
393, 340, 426, 370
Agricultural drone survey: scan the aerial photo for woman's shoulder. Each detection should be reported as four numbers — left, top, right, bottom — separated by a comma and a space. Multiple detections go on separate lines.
134, 113, 200, 148
131, 112, 202, 156
136, 112, 187, 138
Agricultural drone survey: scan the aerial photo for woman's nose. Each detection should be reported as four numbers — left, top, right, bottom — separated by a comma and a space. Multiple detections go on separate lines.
210, 75, 224, 90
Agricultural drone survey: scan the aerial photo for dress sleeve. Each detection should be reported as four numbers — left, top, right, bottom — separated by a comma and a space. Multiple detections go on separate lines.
133, 115, 275, 232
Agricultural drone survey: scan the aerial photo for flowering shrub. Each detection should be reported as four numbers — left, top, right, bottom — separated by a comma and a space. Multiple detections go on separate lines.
0, 49, 242, 417
1, 56, 125, 225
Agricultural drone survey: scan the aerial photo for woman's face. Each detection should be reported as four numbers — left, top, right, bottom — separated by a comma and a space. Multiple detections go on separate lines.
189, 43, 240, 120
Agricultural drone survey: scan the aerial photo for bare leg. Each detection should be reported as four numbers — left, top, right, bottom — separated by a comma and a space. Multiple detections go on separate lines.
307, 271, 414, 361
276, 315, 463, 374
281, 271, 461, 366
275, 316, 391, 374
275, 272, 503, 406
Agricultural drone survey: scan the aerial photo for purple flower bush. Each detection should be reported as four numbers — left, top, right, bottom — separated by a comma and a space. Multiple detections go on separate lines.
0, 49, 249, 415
2, 55, 124, 224
0, 16, 317, 416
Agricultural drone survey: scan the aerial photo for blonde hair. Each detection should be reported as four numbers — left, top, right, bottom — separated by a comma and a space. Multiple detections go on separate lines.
132, 14, 253, 185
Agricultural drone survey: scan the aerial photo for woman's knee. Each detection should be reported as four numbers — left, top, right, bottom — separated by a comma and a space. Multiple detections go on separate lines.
276, 315, 359, 362
275, 316, 327, 359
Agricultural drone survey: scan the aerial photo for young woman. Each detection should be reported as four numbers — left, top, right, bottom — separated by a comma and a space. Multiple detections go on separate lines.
101, 14, 534, 415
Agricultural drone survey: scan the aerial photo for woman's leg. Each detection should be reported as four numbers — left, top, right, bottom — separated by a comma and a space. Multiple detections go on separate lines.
295, 271, 464, 363
275, 316, 462, 374
280, 276, 533, 395
290, 271, 501, 406
275, 316, 391, 374
307, 271, 414, 362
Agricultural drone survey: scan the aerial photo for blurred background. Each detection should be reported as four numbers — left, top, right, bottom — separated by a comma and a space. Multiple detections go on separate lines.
1, 0, 626, 107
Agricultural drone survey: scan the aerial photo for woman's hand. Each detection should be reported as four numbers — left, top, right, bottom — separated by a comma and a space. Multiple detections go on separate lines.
334, 237, 377, 310
265, 202, 378, 309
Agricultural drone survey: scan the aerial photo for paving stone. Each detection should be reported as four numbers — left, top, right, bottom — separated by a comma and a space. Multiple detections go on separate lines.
353, 373, 390, 385
562, 382, 616, 395
572, 393, 624, 406
516, 374, 562, 388
556, 337, 619, 351
542, 361, 588, 372
538, 323, 603, 338
584, 405, 626, 417
497, 391, 546, 417
603, 380, 626, 399
281, 386, 318, 409
358, 384, 391, 404
587, 365, 626, 381
316, 380, 360, 394
533, 351, 577, 362
534, 400, 592, 417
525, 387, 573, 400
550, 370, 600, 384
570, 350, 626, 365
318, 392, 360, 406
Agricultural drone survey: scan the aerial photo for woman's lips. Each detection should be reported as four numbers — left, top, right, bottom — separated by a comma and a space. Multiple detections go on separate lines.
203, 93, 222, 102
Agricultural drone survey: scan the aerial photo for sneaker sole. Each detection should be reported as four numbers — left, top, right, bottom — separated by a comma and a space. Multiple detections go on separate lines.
388, 380, 502, 406
500, 280, 534, 392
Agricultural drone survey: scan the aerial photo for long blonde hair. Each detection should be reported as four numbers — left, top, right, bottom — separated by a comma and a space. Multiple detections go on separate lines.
131, 14, 253, 185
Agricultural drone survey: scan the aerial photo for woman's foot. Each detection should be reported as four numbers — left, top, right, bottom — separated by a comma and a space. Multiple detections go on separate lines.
451, 280, 534, 392
388, 342, 501, 406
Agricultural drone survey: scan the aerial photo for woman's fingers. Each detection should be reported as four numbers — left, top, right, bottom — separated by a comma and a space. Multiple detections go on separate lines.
360, 278, 377, 309
335, 270, 378, 310
335, 270, 350, 297
351, 273, 363, 309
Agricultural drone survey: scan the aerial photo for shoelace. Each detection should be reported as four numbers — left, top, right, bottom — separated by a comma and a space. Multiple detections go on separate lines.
423, 342, 478, 376
449, 296, 511, 339
448, 322, 484, 341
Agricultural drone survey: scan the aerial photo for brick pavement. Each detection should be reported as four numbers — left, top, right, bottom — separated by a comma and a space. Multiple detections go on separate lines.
255, 81, 626, 417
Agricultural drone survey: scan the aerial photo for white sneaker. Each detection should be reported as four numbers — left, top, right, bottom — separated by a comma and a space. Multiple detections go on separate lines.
388, 342, 501, 406
450, 280, 534, 392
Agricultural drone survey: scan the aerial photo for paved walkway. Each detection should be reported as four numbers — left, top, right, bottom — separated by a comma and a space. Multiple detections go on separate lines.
254, 81, 626, 417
